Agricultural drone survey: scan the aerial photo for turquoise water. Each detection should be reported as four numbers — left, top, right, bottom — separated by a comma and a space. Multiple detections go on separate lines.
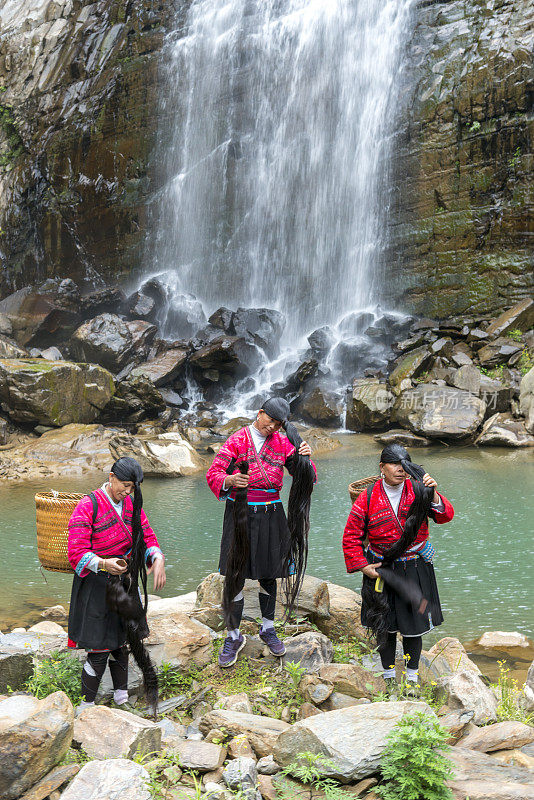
1, 435, 533, 644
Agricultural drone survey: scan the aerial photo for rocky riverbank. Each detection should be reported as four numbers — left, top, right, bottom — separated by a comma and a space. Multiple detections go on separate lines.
0, 280, 532, 483
1, 574, 533, 800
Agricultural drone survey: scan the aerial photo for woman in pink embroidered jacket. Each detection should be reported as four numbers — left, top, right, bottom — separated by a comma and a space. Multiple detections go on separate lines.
206, 397, 316, 668
67, 457, 165, 710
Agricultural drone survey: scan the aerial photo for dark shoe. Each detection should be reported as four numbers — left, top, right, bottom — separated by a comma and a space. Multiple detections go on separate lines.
259, 627, 286, 656
384, 677, 399, 699
218, 633, 246, 668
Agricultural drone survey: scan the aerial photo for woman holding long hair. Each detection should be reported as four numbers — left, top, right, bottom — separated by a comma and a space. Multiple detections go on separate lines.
67, 457, 166, 711
207, 398, 316, 667
342, 444, 454, 695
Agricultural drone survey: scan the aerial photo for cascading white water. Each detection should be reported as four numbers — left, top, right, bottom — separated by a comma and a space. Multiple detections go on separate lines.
151, 0, 414, 413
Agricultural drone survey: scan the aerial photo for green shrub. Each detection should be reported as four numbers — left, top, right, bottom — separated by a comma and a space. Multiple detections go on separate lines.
492, 660, 534, 725
24, 651, 82, 706
376, 712, 454, 800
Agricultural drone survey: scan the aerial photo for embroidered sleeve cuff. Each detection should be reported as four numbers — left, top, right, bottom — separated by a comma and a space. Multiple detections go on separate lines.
430, 497, 445, 512
145, 546, 163, 565
75, 552, 98, 577
87, 555, 100, 573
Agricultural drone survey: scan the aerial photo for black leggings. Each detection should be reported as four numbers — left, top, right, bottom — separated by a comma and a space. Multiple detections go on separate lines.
227, 578, 277, 630
81, 645, 128, 702
379, 632, 423, 672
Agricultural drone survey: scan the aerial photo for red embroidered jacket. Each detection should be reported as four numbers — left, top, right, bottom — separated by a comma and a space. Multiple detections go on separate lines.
206, 426, 317, 500
342, 479, 454, 572
68, 488, 162, 577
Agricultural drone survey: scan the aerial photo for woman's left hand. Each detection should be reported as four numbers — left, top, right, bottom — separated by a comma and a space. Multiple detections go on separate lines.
422, 473, 439, 502
148, 558, 166, 591
299, 441, 312, 457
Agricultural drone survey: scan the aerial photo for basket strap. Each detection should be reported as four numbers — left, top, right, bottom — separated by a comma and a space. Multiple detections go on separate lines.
364, 483, 375, 537
88, 492, 98, 550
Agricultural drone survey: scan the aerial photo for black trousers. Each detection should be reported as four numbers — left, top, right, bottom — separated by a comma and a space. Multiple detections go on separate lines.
379, 632, 423, 672
227, 578, 277, 630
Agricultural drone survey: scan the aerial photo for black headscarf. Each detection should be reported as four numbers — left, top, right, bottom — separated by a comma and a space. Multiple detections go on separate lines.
379, 444, 426, 484
106, 457, 158, 715
261, 397, 290, 423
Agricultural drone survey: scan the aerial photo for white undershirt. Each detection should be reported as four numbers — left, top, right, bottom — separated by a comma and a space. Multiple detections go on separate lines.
381, 477, 445, 517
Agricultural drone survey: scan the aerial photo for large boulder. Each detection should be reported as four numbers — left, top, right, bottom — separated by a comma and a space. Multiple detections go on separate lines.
0, 647, 33, 692
345, 379, 394, 431
0, 334, 28, 358
447, 746, 534, 800
59, 758, 151, 800
450, 365, 482, 395
521, 660, 534, 712
468, 631, 534, 663
314, 583, 366, 642
199, 711, 290, 758
296, 387, 343, 429
479, 376, 514, 417
103, 375, 165, 422
130, 345, 189, 387
388, 346, 433, 388
281, 632, 334, 673
273, 701, 435, 782
478, 338, 522, 368
475, 413, 534, 447
73, 706, 161, 759
71, 313, 155, 372
145, 611, 213, 671
460, 722, 534, 753
190, 336, 262, 378
232, 308, 285, 357
519, 367, 534, 433
437, 669, 498, 725
486, 299, 534, 338
318, 663, 385, 698
17, 423, 118, 473
109, 429, 205, 477
0, 691, 74, 800
172, 740, 227, 772
392, 384, 486, 439
373, 429, 432, 447
0, 287, 81, 347
0, 359, 114, 426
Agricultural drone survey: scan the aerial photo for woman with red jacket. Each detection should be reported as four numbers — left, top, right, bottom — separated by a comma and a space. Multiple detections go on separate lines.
342, 444, 454, 694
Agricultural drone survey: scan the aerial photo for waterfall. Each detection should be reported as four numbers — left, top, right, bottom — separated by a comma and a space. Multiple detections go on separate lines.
150, 0, 414, 413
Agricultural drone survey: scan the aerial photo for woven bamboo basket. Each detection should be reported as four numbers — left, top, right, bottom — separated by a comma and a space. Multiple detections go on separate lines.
348, 475, 379, 504
35, 491, 84, 572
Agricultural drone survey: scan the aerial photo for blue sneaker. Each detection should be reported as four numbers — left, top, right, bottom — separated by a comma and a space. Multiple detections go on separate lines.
218, 633, 246, 668
259, 627, 286, 656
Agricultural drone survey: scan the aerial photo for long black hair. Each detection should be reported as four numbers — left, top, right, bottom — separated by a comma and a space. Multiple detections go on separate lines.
361, 445, 434, 647
105, 457, 158, 715
221, 460, 249, 627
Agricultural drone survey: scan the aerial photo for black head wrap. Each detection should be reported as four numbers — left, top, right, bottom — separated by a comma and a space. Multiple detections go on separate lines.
379, 444, 425, 484
106, 456, 158, 715
261, 397, 290, 423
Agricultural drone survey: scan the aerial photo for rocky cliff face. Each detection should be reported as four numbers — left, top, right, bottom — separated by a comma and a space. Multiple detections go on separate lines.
0, 0, 531, 318
0, 0, 184, 295
386, 0, 533, 318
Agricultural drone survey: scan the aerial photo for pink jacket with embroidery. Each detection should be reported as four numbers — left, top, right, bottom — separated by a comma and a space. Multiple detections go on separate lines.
206, 426, 317, 500
68, 488, 162, 577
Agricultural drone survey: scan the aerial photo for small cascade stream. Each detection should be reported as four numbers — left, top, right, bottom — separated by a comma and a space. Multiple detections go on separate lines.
148, 0, 415, 416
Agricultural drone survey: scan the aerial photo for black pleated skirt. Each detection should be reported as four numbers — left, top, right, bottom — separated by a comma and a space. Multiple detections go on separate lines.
68, 571, 148, 651
361, 550, 444, 637
219, 501, 290, 580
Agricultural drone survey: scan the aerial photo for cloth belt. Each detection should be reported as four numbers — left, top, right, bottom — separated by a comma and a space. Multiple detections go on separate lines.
228, 497, 281, 513
367, 540, 435, 564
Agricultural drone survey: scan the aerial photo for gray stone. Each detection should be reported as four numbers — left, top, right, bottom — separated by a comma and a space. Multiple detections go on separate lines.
256, 755, 280, 776
486, 299, 534, 338
0, 334, 28, 358
109, 430, 205, 477
171, 740, 226, 772
223, 757, 258, 790
460, 722, 534, 753
73, 706, 161, 759
297, 387, 343, 429
59, 758, 151, 800
392, 383, 486, 440
0, 691, 74, 800
475, 413, 534, 447
373, 428, 432, 447
451, 351, 473, 368
190, 335, 262, 377
0, 648, 33, 692
299, 676, 334, 705
199, 711, 290, 758
16, 764, 79, 800
273, 701, 435, 782
282, 632, 334, 673
345, 379, 394, 431
450, 364, 482, 395
232, 308, 285, 357
437, 669, 498, 725
388, 346, 433, 387
71, 314, 137, 372
314, 582, 365, 642
130, 346, 189, 387
320, 693, 371, 711
318, 663, 385, 699
40, 605, 68, 624
216, 693, 253, 714
478, 338, 522, 368
447, 746, 534, 800
519, 367, 534, 434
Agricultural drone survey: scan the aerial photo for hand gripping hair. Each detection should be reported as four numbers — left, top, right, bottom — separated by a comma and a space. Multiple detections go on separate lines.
105, 456, 158, 716
361, 445, 435, 647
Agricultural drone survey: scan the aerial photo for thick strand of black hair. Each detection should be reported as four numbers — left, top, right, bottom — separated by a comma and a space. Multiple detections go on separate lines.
281, 422, 314, 619
222, 461, 249, 628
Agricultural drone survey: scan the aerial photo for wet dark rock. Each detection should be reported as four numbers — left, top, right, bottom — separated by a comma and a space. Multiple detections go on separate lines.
126, 291, 156, 321
0, 286, 82, 347
486, 298, 534, 339
209, 307, 234, 331
450, 365, 482, 396
283, 359, 319, 393
388, 346, 433, 388
0, 335, 28, 358
130, 345, 189, 387
159, 388, 183, 407
412, 318, 438, 331
166, 293, 206, 338
295, 386, 343, 428
71, 314, 154, 373
337, 311, 374, 337
190, 335, 262, 378
232, 308, 285, 357
430, 337, 454, 358
392, 383, 486, 440
81, 288, 127, 318
346, 379, 394, 431
57, 279, 81, 302
478, 338, 522, 368
307, 326, 335, 357
479, 376, 513, 417
329, 339, 380, 382
394, 334, 426, 353
140, 278, 168, 310
374, 429, 432, 447
475, 413, 534, 448
103, 375, 165, 422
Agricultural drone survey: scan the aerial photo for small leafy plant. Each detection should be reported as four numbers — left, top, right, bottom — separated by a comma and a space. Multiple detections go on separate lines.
24, 651, 82, 705
284, 660, 306, 690
158, 662, 194, 699
492, 660, 534, 725
279, 752, 347, 800
376, 712, 454, 800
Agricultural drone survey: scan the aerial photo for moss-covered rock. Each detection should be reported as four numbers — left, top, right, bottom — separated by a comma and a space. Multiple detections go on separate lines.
0, 358, 114, 426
